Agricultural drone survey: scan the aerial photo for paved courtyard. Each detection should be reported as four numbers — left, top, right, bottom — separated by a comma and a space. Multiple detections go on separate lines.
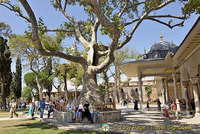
0, 104, 200, 134
42, 104, 200, 134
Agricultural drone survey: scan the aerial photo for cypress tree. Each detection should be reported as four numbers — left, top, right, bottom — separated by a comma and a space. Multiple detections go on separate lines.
0, 36, 12, 109
15, 56, 22, 99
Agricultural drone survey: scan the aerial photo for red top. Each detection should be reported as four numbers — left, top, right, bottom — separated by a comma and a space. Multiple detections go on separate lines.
171, 103, 177, 110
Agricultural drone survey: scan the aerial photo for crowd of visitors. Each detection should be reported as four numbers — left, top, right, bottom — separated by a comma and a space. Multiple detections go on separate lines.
2, 96, 196, 123
14, 97, 98, 124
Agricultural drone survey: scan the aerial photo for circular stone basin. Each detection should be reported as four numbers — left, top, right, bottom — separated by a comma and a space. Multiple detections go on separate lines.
53, 110, 121, 123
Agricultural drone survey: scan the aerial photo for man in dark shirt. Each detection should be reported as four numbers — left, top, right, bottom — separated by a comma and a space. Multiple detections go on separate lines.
40, 98, 46, 118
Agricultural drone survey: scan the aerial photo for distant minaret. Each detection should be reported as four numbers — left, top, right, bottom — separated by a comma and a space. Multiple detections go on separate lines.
72, 38, 77, 54
160, 33, 164, 43
171, 41, 175, 48
144, 47, 146, 54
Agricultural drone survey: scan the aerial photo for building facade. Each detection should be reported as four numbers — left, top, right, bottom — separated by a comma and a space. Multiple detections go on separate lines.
119, 17, 200, 117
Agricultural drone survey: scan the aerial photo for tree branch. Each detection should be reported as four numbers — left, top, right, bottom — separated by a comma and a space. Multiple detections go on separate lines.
19, 0, 88, 67
118, 0, 129, 18
117, 0, 176, 50
0, 2, 30, 23
147, 18, 184, 29
64, 0, 67, 11
53, 0, 90, 48
91, 18, 100, 43
44, 29, 75, 33
30, 58, 37, 74
125, 14, 186, 26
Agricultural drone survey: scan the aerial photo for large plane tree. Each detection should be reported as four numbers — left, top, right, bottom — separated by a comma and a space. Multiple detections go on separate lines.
0, 0, 197, 103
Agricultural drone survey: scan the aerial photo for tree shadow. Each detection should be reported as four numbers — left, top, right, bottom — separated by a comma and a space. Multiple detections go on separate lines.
14, 119, 58, 130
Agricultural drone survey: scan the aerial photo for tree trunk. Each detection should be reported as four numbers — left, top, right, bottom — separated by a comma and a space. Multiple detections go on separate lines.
115, 66, 123, 102
35, 74, 43, 100
1, 76, 6, 109
47, 92, 51, 101
103, 71, 109, 103
77, 71, 104, 105
75, 85, 78, 100
63, 72, 68, 101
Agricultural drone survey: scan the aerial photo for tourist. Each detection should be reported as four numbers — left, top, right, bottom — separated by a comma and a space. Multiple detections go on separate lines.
163, 102, 169, 118
191, 99, 195, 111
82, 101, 91, 121
76, 101, 83, 122
70, 100, 76, 121
120, 100, 123, 106
18, 102, 22, 109
40, 98, 46, 118
34, 99, 39, 114
124, 99, 127, 106
9, 99, 18, 118
146, 101, 150, 111
32, 99, 35, 117
89, 102, 98, 124
48, 104, 56, 118
22, 102, 26, 109
55, 100, 59, 110
133, 99, 139, 110
66, 101, 72, 111
171, 100, 178, 120
27, 100, 34, 119
0, 102, 2, 109
157, 99, 161, 111
59, 97, 64, 111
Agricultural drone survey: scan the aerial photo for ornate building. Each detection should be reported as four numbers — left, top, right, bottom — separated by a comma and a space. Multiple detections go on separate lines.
119, 17, 200, 117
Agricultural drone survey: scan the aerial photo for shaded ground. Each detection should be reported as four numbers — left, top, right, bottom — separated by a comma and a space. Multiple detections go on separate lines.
0, 118, 101, 134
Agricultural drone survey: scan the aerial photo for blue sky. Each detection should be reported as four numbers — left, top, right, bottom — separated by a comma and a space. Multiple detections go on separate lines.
0, 0, 199, 87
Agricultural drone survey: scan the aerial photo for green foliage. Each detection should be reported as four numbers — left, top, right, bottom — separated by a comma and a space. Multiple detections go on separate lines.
8, 34, 63, 57
15, 57, 22, 99
22, 86, 33, 102
114, 47, 141, 65
180, 0, 200, 16
54, 62, 84, 88
98, 84, 105, 95
145, 85, 152, 101
24, 72, 37, 89
24, 70, 54, 92
0, 22, 12, 37
0, 36, 12, 98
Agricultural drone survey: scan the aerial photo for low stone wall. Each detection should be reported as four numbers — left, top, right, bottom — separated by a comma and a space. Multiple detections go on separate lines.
53, 110, 121, 123
53, 111, 73, 122
98, 110, 121, 123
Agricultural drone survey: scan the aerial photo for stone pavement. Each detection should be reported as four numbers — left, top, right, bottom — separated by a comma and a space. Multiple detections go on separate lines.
1, 104, 200, 134
41, 104, 200, 134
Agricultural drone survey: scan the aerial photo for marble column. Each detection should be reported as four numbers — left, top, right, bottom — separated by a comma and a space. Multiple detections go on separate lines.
182, 81, 190, 116
161, 78, 166, 103
165, 80, 170, 102
172, 73, 180, 111
190, 78, 200, 117
138, 75, 143, 109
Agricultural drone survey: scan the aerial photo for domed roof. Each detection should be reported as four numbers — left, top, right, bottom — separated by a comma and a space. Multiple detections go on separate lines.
142, 34, 178, 60
148, 41, 176, 53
